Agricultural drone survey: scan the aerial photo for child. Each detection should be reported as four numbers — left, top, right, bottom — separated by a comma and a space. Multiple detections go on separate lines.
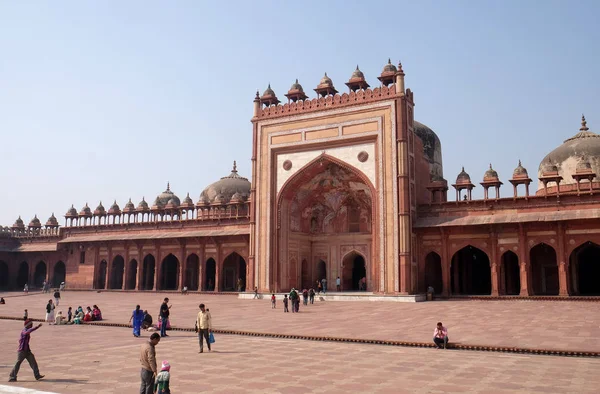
23, 309, 28, 321
67, 307, 72, 322
154, 360, 171, 394
271, 293, 276, 309
283, 295, 289, 313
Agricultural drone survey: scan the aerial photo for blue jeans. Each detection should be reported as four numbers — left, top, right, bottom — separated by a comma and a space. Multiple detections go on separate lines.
160, 317, 167, 337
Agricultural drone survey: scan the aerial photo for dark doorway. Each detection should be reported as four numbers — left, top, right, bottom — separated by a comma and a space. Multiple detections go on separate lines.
34, 261, 47, 288
530, 243, 559, 295
0, 261, 9, 289
126, 259, 138, 290
110, 255, 125, 289
571, 242, 600, 295
341, 253, 366, 290
17, 262, 29, 288
424, 252, 443, 295
205, 258, 216, 291
185, 254, 200, 291
222, 252, 246, 292
316, 260, 326, 283
301, 259, 310, 289
160, 254, 179, 290
450, 246, 491, 295
501, 251, 520, 295
96, 260, 107, 289
53, 261, 66, 288
142, 255, 155, 290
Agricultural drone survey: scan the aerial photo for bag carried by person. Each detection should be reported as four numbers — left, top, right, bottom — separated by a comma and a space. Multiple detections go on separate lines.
194, 321, 198, 333
209, 332, 215, 344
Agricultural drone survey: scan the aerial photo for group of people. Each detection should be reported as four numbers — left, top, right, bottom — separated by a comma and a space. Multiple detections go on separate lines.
274, 287, 318, 313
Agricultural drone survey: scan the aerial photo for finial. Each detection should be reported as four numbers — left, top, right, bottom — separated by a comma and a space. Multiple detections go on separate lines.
166, 182, 170, 191
518, 159, 522, 166
186, 192, 190, 197
142, 196, 146, 202
461, 166, 465, 172
255, 90, 260, 99
489, 163, 492, 169
113, 199, 117, 204
233, 160, 237, 172
295, 78, 299, 84
356, 65, 360, 70
324, 72, 328, 77
580, 114, 589, 131
388, 58, 392, 64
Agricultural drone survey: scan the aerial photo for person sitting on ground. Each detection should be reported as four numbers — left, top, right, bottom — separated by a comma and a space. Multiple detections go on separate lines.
182, 286, 188, 295
84, 306, 93, 322
142, 310, 153, 329
73, 307, 84, 324
54, 311, 67, 325
154, 360, 171, 394
0, 297, 5, 304
23, 284, 29, 294
92, 305, 102, 321
433, 322, 449, 349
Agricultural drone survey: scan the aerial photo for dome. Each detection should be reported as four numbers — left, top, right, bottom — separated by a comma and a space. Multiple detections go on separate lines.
541, 158, 558, 174
413, 121, 443, 180
65, 205, 78, 218
79, 203, 92, 217
382, 58, 397, 74
319, 73, 333, 86
152, 197, 164, 210
94, 202, 106, 216
456, 167, 471, 184
123, 198, 136, 213
483, 164, 499, 181
155, 183, 180, 207
576, 155, 593, 173
165, 198, 179, 209
180, 193, 194, 209
289, 79, 304, 92
29, 215, 41, 228
230, 192, 244, 203
350, 65, 365, 80
538, 115, 600, 190
513, 160, 529, 178
262, 84, 276, 97
137, 197, 149, 211
46, 213, 59, 227
199, 161, 251, 204
12, 216, 25, 229
108, 200, 121, 215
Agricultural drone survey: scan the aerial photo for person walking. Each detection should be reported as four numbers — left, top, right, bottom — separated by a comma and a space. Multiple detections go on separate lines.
23, 284, 28, 294
53, 290, 61, 307
45, 300, 55, 323
140, 333, 160, 394
8, 319, 45, 382
283, 295, 289, 312
321, 278, 327, 294
271, 293, 276, 309
336, 276, 341, 291
253, 287, 259, 299
159, 298, 171, 338
196, 304, 212, 353
130, 305, 145, 337
309, 288, 315, 304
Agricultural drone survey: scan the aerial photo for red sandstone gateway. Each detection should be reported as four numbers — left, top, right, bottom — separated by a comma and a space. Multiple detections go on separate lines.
1, 62, 600, 299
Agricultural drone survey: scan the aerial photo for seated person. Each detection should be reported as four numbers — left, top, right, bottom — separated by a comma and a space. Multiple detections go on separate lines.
182, 286, 188, 295
73, 307, 85, 324
54, 310, 67, 325
84, 306, 93, 322
0, 297, 5, 304
433, 321, 449, 349
142, 310, 153, 329
92, 305, 102, 321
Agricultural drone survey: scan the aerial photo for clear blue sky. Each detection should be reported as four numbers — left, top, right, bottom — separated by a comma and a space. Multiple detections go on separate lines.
1, 1, 599, 226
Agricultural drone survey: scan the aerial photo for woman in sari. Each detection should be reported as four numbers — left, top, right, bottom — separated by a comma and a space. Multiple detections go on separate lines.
84, 306, 93, 322
129, 304, 144, 337
92, 305, 102, 321
73, 307, 84, 324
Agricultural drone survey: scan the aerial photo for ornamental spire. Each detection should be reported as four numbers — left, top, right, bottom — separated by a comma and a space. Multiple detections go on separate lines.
580, 114, 589, 131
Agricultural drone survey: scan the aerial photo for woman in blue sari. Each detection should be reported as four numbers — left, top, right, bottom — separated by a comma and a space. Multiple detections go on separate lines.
129, 304, 144, 337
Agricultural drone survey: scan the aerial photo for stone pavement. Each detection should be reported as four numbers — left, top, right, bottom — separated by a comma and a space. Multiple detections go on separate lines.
0, 319, 599, 394
1, 291, 599, 352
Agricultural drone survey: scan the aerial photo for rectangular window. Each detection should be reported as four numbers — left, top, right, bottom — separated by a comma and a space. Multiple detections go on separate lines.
80, 251, 86, 264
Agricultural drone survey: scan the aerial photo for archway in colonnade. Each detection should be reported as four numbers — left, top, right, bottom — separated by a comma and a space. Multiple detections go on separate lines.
185, 254, 199, 291
500, 251, 520, 295
160, 254, 179, 290
109, 256, 125, 289
341, 252, 366, 291
126, 259, 138, 290
0, 261, 9, 289
52, 261, 66, 288
205, 258, 216, 291
221, 252, 246, 292
450, 245, 491, 295
530, 243, 559, 295
316, 260, 327, 284
141, 255, 155, 290
96, 260, 107, 289
570, 241, 600, 295
17, 262, 29, 288
424, 252, 443, 295
34, 261, 47, 288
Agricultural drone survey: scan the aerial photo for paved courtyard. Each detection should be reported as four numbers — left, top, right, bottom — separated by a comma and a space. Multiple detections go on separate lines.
0, 318, 599, 394
1, 291, 599, 352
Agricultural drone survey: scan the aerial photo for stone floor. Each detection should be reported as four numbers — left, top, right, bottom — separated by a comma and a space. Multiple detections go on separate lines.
0, 319, 599, 394
1, 291, 599, 352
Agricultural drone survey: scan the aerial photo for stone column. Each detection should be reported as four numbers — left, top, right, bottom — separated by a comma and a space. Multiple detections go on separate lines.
214, 241, 220, 292
518, 224, 531, 296
557, 223, 569, 296
490, 231, 499, 296
155, 244, 161, 291
198, 242, 205, 291
136, 246, 143, 290
178, 242, 185, 291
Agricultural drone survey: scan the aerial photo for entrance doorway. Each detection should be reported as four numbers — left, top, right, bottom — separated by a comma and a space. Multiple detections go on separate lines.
96, 260, 107, 289
205, 258, 216, 291
450, 245, 491, 295
34, 261, 47, 288
342, 252, 366, 291
222, 252, 246, 291
185, 254, 200, 291
424, 252, 443, 295
570, 241, 600, 295
316, 260, 326, 284
530, 243, 558, 295
501, 251, 520, 295
53, 261, 66, 288
126, 260, 138, 290
141, 255, 155, 290
17, 262, 29, 289
110, 255, 125, 289
0, 261, 9, 289
160, 254, 179, 290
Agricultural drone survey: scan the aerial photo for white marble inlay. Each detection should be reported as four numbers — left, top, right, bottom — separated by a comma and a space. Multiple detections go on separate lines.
276, 143, 376, 193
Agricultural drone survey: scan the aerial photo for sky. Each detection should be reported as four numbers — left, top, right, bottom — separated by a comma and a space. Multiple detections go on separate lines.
1, 1, 599, 226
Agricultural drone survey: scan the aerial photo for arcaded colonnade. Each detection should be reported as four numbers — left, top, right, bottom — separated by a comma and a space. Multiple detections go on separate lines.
418, 222, 600, 297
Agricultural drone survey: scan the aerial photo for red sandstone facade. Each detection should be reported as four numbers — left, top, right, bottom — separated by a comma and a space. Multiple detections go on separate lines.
1, 62, 599, 298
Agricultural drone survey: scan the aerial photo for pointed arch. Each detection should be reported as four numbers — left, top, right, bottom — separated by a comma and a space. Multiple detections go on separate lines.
34, 261, 47, 288
222, 252, 246, 292
160, 253, 179, 290
96, 260, 108, 289
141, 254, 155, 290
17, 262, 29, 288
0, 261, 9, 289
109, 255, 125, 289
341, 250, 367, 291
569, 241, 600, 295
52, 261, 66, 288
500, 251, 520, 295
185, 253, 200, 291
126, 259, 138, 290
204, 258, 216, 291
530, 243, 558, 295
424, 252, 443, 295
450, 245, 491, 295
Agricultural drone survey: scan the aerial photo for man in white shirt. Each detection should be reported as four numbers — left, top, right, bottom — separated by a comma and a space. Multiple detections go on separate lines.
196, 304, 212, 353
